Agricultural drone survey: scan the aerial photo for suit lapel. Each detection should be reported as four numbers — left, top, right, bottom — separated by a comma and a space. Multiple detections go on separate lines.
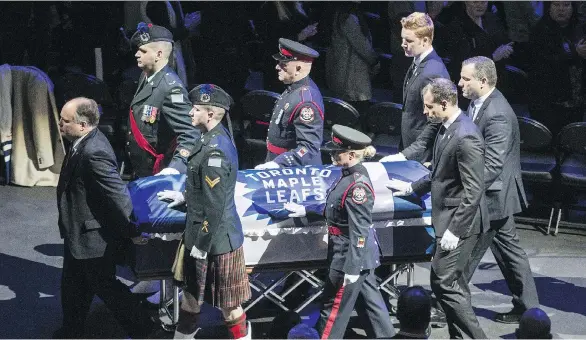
402, 50, 439, 103
58, 129, 98, 189
432, 116, 462, 176
473, 89, 499, 125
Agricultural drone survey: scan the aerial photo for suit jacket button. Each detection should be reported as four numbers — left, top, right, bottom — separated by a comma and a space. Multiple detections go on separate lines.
126, 142, 130, 146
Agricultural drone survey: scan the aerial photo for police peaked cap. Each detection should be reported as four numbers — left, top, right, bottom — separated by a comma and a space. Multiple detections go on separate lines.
273, 38, 319, 62
131, 22, 174, 48
188, 84, 233, 111
325, 124, 372, 151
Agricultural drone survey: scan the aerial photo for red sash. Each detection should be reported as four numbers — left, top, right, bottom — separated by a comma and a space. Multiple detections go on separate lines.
129, 109, 165, 175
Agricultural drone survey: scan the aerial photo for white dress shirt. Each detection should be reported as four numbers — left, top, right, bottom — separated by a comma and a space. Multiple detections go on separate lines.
469, 87, 495, 121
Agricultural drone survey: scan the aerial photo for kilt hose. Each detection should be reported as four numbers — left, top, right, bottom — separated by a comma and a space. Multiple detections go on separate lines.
183, 246, 251, 309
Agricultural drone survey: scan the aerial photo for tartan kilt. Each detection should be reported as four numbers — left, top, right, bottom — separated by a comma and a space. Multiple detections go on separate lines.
183, 246, 251, 309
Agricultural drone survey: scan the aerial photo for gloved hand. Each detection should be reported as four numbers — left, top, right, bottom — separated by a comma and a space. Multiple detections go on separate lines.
156, 167, 180, 176
492, 42, 514, 62
131, 232, 151, 245
440, 229, 460, 251
379, 153, 407, 163
189, 245, 208, 260
255, 161, 280, 170
343, 274, 360, 286
284, 202, 306, 218
156, 190, 186, 208
385, 179, 413, 196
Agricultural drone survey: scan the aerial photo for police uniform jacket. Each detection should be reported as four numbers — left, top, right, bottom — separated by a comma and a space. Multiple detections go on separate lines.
324, 163, 381, 275
184, 123, 243, 256
127, 65, 198, 178
266, 76, 324, 167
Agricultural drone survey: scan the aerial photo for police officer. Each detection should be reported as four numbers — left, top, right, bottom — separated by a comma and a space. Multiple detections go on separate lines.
127, 22, 199, 178
285, 125, 396, 339
157, 84, 251, 340
255, 38, 325, 169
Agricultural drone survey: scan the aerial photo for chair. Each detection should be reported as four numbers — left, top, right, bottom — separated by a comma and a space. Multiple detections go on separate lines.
364, 102, 403, 159
321, 97, 361, 164
499, 65, 529, 106
515, 117, 558, 232
239, 90, 279, 168
551, 122, 586, 234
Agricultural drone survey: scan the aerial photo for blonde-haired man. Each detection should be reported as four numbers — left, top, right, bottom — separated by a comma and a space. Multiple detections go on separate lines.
393, 12, 450, 164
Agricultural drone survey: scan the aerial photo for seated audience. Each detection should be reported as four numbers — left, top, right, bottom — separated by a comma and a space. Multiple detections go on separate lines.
391, 286, 431, 339
528, 1, 586, 136
515, 307, 552, 339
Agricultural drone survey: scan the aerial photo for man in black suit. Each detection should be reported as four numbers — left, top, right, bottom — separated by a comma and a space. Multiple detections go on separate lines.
387, 78, 488, 339
55, 97, 155, 339
392, 12, 450, 163
459, 56, 539, 323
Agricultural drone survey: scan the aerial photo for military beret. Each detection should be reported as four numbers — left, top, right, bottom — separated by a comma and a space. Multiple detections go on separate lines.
131, 22, 174, 48
188, 84, 233, 111
325, 124, 372, 151
272, 38, 319, 62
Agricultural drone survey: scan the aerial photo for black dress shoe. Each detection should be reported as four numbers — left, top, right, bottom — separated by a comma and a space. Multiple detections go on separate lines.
495, 310, 523, 324
430, 306, 447, 328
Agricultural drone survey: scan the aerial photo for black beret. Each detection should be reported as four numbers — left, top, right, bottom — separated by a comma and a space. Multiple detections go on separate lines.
130, 22, 174, 48
272, 38, 319, 62
325, 124, 372, 151
188, 84, 233, 111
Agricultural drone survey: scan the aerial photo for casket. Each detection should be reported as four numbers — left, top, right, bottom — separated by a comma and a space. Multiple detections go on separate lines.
128, 161, 435, 280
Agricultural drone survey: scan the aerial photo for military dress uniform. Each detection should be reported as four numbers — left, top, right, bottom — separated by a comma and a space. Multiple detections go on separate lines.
315, 125, 395, 339
266, 38, 324, 166
182, 84, 251, 311
127, 23, 199, 178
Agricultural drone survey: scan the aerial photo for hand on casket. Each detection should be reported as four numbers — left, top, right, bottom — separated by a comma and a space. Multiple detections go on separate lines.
440, 229, 460, 251
379, 153, 407, 163
156, 190, 185, 208
255, 161, 280, 170
155, 167, 180, 176
284, 202, 307, 218
385, 179, 413, 196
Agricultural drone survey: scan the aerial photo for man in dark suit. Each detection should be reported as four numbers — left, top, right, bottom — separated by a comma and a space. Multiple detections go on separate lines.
387, 78, 488, 339
55, 97, 155, 339
127, 22, 199, 179
393, 12, 450, 163
459, 56, 539, 323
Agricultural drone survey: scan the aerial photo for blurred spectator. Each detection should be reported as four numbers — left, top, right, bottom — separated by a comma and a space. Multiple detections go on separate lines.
391, 286, 431, 339
287, 323, 320, 339
502, 2, 542, 68
444, 1, 512, 80
255, 1, 318, 92
269, 311, 302, 339
515, 308, 552, 339
192, 2, 255, 104
326, 1, 380, 127
528, 1, 586, 136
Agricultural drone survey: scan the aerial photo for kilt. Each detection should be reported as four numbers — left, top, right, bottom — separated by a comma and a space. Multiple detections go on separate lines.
183, 246, 251, 309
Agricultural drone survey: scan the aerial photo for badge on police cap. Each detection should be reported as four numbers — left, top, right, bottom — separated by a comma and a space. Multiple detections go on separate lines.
200, 93, 211, 103
299, 106, 314, 123
351, 186, 367, 204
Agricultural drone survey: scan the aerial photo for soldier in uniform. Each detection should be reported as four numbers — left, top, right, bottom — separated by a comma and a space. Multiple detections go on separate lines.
285, 125, 396, 339
127, 22, 199, 179
255, 38, 325, 169
156, 84, 251, 340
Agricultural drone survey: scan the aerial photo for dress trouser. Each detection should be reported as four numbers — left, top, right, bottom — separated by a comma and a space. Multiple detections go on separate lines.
315, 268, 395, 339
463, 216, 539, 311
431, 234, 487, 339
60, 246, 152, 338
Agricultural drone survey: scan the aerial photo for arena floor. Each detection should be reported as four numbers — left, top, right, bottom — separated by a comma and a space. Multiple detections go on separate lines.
1, 184, 585, 339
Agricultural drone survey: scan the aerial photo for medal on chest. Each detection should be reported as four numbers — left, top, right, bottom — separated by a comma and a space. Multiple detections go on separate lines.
141, 105, 159, 124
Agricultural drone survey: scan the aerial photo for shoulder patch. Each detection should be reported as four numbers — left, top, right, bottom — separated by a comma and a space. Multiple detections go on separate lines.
205, 175, 220, 188
298, 106, 314, 123
296, 147, 308, 158
171, 87, 182, 94
208, 157, 222, 167
179, 149, 190, 157
171, 93, 184, 103
351, 186, 367, 204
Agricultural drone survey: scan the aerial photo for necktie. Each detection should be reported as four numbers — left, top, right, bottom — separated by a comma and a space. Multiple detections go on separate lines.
438, 125, 447, 140
406, 61, 417, 85
469, 103, 477, 121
